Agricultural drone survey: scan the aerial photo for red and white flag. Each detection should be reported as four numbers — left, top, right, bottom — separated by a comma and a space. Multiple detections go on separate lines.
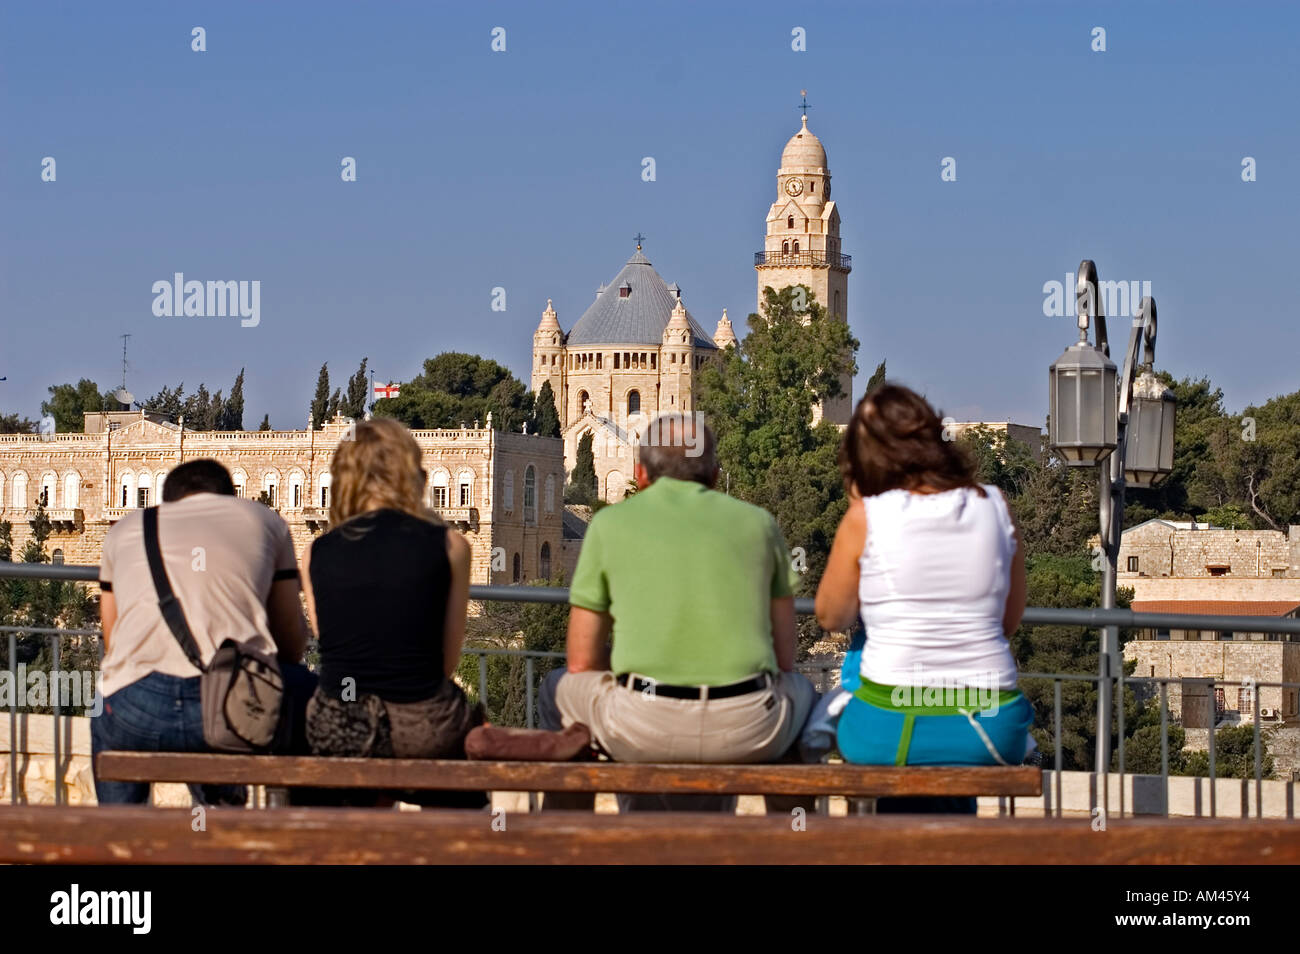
374, 382, 400, 400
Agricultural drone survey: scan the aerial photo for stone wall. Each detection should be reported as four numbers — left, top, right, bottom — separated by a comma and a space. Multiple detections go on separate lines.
1119, 522, 1300, 581
1124, 640, 1300, 724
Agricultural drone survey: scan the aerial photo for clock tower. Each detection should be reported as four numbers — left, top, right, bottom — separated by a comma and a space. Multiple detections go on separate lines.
755, 109, 852, 425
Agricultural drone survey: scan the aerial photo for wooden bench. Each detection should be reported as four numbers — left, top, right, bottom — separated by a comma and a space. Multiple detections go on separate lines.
3, 806, 1296, 864
94, 751, 1043, 799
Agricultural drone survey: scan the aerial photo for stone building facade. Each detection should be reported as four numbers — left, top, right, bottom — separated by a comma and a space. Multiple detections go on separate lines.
0, 412, 567, 586
531, 250, 723, 504
1118, 519, 1300, 731
946, 421, 1043, 463
530, 112, 856, 500
1118, 519, 1300, 582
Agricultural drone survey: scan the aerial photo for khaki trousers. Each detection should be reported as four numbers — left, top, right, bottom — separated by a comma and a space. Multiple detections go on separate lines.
554, 670, 816, 763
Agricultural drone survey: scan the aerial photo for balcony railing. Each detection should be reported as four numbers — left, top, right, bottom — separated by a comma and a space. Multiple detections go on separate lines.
754, 250, 852, 269
3, 562, 1300, 815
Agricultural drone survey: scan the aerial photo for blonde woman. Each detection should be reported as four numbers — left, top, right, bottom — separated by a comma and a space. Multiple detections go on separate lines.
301, 418, 483, 786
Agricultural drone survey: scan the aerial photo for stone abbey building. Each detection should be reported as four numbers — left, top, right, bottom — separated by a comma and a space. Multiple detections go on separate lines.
531, 113, 853, 501
0, 410, 567, 586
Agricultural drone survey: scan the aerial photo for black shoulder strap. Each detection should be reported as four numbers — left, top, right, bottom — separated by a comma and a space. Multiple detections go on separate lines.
142, 506, 206, 673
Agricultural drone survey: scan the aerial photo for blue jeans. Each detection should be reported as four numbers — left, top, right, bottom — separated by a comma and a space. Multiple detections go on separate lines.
91, 663, 317, 805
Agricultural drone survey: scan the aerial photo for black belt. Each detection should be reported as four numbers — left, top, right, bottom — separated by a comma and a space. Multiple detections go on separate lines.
617, 673, 772, 700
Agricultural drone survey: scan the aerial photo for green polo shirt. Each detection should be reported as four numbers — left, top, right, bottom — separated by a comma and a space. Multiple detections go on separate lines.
568, 476, 797, 685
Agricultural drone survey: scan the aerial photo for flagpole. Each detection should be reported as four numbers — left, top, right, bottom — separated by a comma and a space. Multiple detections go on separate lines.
367, 370, 375, 420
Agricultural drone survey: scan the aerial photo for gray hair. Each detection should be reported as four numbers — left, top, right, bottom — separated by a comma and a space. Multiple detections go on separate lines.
637, 413, 717, 485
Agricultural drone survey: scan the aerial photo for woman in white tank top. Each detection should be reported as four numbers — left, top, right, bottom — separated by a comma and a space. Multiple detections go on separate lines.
803, 384, 1034, 803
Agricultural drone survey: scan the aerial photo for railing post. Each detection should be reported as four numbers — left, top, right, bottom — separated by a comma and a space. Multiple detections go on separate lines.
526, 656, 535, 730
1254, 701, 1263, 819
1053, 679, 1062, 818
1207, 698, 1217, 818
477, 653, 488, 719
7, 632, 16, 806
1159, 681, 1169, 818
51, 633, 61, 807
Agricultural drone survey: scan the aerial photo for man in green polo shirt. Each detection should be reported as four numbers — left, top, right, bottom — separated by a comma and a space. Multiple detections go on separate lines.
538, 413, 816, 769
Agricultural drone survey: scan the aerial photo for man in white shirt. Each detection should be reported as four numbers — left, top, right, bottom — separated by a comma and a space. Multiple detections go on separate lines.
92, 459, 316, 805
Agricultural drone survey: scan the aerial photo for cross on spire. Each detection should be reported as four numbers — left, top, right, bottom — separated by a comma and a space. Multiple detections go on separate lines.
634, 232, 646, 250
798, 89, 811, 120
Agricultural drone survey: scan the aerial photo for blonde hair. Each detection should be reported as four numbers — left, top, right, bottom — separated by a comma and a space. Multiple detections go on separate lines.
329, 418, 438, 527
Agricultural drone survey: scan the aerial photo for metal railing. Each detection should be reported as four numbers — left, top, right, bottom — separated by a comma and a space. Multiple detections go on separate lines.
754, 250, 852, 270
3, 563, 1299, 816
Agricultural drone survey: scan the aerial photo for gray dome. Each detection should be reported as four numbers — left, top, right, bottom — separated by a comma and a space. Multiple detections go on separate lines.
565, 250, 717, 349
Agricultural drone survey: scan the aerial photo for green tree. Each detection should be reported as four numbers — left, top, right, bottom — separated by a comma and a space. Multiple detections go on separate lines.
183, 383, 216, 430
1181, 725, 1275, 779
375, 353, 533, 432
565, 432, 599, 506
532, 380, 561, 438
959, 425, 1039, 499
144, 383, 187, 419
258, 413, 272, 431
697, 284, 860, 654
0, 412, 36, 433
42, 379, 109, 432
310, 363, 332, 429
219, 368, 246, 431
865, 359, 887, 395
698, 285, 857, 490
341, 358, 369, 420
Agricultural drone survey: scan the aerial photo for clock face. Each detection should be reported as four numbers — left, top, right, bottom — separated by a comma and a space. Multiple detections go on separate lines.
784, 178, 803, 197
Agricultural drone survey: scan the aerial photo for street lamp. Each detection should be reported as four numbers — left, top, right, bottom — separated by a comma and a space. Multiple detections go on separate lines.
1047, 260, 1176, 821
1122, 299, 1176, 488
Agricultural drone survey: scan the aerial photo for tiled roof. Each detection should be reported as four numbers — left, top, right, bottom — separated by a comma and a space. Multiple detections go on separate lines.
565, 251, 717, 349
1131, 600, 1300, 618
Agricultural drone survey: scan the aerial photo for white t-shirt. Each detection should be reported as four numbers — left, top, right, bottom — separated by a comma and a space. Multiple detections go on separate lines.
857, 484, 1019, 690
98, 494, 298, 697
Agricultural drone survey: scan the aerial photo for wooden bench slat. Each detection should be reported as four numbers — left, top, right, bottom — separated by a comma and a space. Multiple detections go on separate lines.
94, 752, 1042, 797
2, 806, 1295, 865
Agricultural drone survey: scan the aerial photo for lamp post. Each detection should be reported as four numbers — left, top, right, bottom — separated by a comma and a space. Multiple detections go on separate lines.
1048, 259, 1175, 822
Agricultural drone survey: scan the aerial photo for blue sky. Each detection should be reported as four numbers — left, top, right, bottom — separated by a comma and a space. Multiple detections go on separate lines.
2, 0, 1297, 428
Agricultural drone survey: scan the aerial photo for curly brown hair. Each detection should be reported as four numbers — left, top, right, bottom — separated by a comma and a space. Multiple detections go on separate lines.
839, 383, 985, 499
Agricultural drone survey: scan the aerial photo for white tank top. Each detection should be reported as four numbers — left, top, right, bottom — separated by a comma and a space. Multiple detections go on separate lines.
857, 484, 1019, 689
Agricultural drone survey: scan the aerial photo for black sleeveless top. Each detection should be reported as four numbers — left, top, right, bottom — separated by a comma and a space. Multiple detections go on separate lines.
311, 508, 450, 703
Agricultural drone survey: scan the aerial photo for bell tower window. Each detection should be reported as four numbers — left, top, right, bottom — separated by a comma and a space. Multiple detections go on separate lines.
787, 215, 795, 229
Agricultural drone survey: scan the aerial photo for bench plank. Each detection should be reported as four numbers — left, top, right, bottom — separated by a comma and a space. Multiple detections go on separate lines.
95, 752, 1042, 797
2, 807, 1295, 865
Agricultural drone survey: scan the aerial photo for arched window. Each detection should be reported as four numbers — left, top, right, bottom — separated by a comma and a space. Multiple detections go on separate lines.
119, 472, 135, 509
544, 474, 556, 513
318, 472, 332, 508
810, 180, 816, 193
834, 290, 841, 316
135, 472, 152, 508
154, 471, 166, 504
577, 390, 590, 415
0, 474, 6, 511
540, 542, 552, 580
231, 469, 248, 498
39, 472, 57, 508
63, 471, 80, 509
262, 470, 280, 509
606, 470, 625, 501
457, 470, 474, 507
503, 469, 514, 510
429, 469, 450, 508
11, 472, 27, 510
787, 215, 795, 229
523, 466, 536, 524
627, 390, 640, 415
52, 548, 64, 566
288, 469, 305, 509
792, 240, 800, 254
782, 241, 789, 254
512, 552, 521, 583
